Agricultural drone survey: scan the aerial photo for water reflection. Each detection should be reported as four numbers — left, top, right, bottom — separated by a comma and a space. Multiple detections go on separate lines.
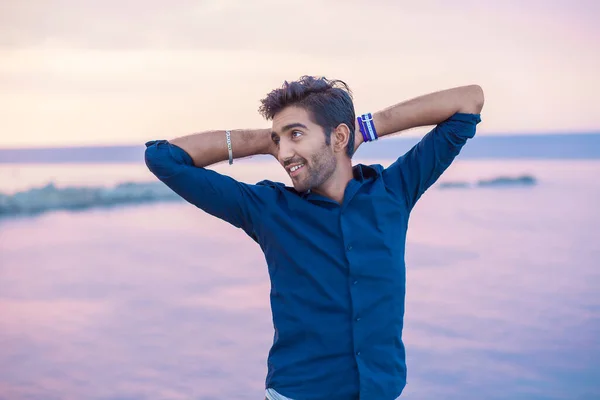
1, 161, 599, 399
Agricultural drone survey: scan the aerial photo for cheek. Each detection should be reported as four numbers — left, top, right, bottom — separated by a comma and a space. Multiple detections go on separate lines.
306, 138, 331, 157
310, 147, 335, 169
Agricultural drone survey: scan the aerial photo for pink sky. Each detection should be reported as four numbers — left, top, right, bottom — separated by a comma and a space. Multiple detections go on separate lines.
0, 0, 598, 148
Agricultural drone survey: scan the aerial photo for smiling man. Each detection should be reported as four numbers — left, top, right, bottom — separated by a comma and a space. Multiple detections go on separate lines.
145, 76, 484, 400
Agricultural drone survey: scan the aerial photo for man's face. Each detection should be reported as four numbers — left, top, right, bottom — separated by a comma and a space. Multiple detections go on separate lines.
271, 106, 337, 193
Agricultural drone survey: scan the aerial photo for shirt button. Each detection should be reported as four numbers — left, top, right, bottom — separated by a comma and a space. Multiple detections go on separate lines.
356, 351, 361, 356
355, 317, 361, 322
347, 245, 353, 251
353, 280, 358, 285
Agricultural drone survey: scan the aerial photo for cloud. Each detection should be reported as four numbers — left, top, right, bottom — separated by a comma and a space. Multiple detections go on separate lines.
0, 0, 599, 147
3, 0, 596, 54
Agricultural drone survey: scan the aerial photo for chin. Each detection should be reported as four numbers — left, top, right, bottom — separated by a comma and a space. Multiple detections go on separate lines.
292, 182, 310, 193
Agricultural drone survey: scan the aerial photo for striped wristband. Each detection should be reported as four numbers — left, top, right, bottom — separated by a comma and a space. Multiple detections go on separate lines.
357, 113, 378, 142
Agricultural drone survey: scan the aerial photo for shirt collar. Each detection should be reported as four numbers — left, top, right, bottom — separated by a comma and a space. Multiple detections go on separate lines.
300, 163, 381, 204
259, 163, 381, 204
352, 163, 380, 182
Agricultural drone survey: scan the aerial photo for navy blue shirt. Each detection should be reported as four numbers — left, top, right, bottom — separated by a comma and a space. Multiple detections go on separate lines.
145, 113, 481, 399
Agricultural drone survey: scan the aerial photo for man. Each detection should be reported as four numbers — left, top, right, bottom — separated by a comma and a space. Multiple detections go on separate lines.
145, 76, 484, 400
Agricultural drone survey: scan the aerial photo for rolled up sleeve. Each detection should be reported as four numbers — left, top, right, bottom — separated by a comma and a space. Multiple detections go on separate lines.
382, 113, 481, 209
144, 140, 272, 237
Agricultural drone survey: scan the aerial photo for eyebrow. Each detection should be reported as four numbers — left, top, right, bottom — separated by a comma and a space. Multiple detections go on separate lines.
271, 123, 308, 139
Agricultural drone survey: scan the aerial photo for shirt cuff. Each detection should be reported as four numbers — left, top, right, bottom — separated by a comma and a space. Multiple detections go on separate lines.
145, 139, 194, 166
449, 112, 482, 124
442, 112, 482, 140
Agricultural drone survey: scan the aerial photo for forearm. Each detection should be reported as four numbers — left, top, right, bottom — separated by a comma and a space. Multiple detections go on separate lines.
369, 85, 484, 140
169, 128, 274, 168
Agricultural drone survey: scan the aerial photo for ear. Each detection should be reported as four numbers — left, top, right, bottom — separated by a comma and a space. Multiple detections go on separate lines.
332, 123, 351, 154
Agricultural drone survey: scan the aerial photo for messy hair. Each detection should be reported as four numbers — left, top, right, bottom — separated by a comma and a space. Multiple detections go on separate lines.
258, 75, 356, 157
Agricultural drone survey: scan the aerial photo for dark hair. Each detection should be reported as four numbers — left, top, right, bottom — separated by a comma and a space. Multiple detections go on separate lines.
258, 75, 356, 157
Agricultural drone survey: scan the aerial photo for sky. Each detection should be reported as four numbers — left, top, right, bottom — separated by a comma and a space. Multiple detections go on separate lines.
0, 0, 599, 148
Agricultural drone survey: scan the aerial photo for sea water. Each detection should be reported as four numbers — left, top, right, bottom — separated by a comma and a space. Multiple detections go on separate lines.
0, 159, 598, 400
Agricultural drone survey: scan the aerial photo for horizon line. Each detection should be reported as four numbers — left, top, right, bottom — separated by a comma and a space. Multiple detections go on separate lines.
1, 131, 599, 151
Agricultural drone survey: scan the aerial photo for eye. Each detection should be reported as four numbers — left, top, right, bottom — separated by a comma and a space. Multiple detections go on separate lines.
291, 130, 303, 139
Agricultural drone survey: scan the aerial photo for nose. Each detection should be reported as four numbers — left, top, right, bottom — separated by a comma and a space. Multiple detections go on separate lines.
277, 140, 295, 165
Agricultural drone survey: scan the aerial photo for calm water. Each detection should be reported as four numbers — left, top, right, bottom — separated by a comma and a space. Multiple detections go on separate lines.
0, 159, 599, 400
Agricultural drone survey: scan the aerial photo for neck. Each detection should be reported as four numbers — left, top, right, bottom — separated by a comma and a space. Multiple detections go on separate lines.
312, 158, 354, 204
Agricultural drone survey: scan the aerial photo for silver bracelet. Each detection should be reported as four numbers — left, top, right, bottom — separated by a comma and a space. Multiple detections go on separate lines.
225, 130, 233, 165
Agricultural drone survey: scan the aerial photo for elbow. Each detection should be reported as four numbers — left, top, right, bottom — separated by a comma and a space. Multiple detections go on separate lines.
144, 140, 182, 180
460, 84, 485, 114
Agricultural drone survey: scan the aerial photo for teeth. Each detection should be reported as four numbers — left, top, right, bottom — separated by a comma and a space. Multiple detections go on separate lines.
290, 164, 304, 172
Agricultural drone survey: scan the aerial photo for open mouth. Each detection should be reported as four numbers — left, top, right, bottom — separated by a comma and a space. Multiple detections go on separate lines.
289, 163, 305, 178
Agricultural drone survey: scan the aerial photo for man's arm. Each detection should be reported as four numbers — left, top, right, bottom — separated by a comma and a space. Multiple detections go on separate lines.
361, 85, 485, 209
144, 128, 277, 237
169, 128, 276, 168
355, 85, 484, 151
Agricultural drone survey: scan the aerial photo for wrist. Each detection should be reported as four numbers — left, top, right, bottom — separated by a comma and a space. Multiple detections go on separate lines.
256, 128, 276, 157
